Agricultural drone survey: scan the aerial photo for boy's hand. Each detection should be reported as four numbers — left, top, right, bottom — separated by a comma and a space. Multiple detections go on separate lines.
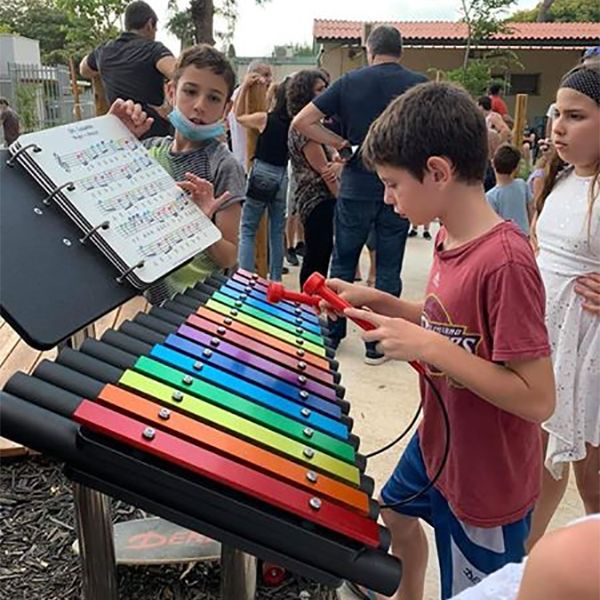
319, 278, 380, 320
345, 307, 436, 363
178, 172, 232, 220
575, 273, 600, 315
109, 99, 153, 138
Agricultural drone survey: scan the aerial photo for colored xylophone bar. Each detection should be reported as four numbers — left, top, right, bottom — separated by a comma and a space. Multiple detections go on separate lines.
0, 270, 401, 595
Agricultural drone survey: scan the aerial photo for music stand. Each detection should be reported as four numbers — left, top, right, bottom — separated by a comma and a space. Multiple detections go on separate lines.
1, 148, 139, 599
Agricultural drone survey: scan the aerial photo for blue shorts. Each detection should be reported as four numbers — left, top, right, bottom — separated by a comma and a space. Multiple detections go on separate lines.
381, 435, 531, 599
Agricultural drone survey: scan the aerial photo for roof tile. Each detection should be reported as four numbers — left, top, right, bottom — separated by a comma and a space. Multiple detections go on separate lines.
313, 19, 600, 42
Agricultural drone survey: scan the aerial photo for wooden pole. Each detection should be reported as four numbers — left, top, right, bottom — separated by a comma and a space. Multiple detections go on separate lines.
68, 58, 82, 121
92, 76, 110, 117
245, 83, 268, 278
513, 94, 528, 148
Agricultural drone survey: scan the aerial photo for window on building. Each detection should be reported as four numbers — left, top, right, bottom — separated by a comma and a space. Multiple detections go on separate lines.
507, 73, 541, 96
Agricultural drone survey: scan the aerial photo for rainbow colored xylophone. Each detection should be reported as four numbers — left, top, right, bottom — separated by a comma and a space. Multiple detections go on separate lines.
0, 270, 401, 595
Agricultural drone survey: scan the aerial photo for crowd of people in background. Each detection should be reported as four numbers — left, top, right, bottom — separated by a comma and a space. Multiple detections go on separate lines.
2, 2, 598, 598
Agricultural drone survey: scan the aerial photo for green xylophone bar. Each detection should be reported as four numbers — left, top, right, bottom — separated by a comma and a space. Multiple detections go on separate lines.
49, 349, 363, 486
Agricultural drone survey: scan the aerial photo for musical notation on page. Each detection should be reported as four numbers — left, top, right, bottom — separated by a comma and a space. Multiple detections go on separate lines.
12, 115, 221, 286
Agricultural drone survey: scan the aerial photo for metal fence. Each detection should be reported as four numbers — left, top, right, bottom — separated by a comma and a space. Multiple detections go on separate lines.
4, 63, 96, 134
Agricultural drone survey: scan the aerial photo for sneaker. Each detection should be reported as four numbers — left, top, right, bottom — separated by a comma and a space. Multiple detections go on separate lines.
294, 241, 306, 257
364, 349, 390, 366
408, 228, 418, 237
423, 231, 432, 240
285, 247, 299, 266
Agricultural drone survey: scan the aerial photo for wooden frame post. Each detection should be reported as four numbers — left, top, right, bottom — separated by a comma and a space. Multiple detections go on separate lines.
245, 83, 268, 278
512, 94, 528, 148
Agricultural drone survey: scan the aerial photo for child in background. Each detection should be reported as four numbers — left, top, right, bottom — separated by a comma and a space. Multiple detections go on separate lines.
486, 144, 533, 235
527, 63, 600, 549
328, 81, 555, 600
109, 44, 245, 304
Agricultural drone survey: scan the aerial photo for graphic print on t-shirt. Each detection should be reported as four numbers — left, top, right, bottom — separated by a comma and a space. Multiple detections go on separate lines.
421, 294, 482, 386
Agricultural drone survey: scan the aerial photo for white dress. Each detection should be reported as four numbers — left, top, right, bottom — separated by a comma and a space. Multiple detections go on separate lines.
536, 171, 600, 479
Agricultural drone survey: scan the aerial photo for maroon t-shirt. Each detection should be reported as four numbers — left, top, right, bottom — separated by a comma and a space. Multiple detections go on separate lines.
419, 221, 550, 527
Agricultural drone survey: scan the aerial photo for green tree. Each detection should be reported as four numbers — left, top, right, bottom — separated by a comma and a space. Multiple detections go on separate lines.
56, 0, 128, 52
459, 0, 517, 69
510, 0, 600, 22
442, 0, 518, 96
0, 0, 71, 63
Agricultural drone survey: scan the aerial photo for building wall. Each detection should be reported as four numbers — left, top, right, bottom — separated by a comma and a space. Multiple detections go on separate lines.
0, 34, 41, 76
235, 57, 319, 85
319, 42, 582, 124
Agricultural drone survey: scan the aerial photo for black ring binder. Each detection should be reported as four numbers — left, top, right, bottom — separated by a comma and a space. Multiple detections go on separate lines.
80, 220, 110, 244
116, 260, 145, 284
6, 144, 42, 167
42, 182, 76, 206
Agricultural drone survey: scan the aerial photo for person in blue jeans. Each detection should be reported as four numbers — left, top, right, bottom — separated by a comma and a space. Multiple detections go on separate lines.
235, 74, 290, 281
292, 24, 427, 363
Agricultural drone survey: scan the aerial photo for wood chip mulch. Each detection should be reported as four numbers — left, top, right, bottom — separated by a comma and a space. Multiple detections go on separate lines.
0, 455, 337, 600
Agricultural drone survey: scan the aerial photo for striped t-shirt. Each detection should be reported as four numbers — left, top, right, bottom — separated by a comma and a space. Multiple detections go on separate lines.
142, 136, 245, 304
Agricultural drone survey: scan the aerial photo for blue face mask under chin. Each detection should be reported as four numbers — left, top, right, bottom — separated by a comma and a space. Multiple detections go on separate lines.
168, 108, 226, 142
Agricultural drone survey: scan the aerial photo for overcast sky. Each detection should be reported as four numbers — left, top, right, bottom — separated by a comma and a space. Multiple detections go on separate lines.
148, 0, 541, 56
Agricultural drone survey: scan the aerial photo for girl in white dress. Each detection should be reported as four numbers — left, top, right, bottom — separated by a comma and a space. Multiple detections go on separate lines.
528, 64, 600, 548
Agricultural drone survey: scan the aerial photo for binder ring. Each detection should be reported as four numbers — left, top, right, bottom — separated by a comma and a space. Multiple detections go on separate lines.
6, 143, 42, 167
42, 182, 75, 206
79, 220, 110, 244
116, 260, 145, 284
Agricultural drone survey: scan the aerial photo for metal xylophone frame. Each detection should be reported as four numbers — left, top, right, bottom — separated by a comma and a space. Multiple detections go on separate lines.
1, 273, 402, 596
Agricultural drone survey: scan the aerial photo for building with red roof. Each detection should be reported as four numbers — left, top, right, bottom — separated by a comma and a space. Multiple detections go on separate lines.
313, 19, 600, 125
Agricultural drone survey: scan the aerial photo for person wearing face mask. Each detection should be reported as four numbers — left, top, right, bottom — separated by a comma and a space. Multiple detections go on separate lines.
108, 44, 246, 305
80, 1, 176, 139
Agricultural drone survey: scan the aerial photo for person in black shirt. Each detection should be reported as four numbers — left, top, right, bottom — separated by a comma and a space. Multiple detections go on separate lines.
80, 0, 176, 139
293, 25, 428, 364
235, 76, 291, 281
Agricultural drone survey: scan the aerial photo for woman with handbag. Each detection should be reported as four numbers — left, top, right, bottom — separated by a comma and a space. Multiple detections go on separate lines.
235, 75, 291, 281
287, 69, 340, 288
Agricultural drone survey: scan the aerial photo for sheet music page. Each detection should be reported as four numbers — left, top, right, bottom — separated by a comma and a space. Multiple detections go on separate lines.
15, 115, 221, 284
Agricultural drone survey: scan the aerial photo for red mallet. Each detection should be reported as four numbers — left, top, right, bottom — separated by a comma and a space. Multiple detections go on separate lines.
303, 272, 426, 376
266, 281, 321, 307
303, 272, 376, 331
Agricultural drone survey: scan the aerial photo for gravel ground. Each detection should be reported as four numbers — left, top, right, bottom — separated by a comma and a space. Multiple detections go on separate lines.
0, 455, 337, 600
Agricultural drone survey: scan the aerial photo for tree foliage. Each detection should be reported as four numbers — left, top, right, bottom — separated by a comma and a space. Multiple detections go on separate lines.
166, 0, 270, 50
0, 0, 71, 63
56, 0, 128, 51
510, 0, 600, 22
446, 0, 518, 96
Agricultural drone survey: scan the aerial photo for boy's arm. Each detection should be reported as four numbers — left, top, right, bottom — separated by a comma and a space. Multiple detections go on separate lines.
346, 260, 555, 423
324, 278, 423, 323
348, 308, 555, 423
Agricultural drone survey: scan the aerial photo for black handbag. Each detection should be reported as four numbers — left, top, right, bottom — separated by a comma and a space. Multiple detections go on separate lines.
246, 158, 285, 203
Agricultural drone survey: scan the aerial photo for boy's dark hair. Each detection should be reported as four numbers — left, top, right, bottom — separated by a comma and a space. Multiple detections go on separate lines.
477, 95, 492, 111
0, 97, 9, 107
124, 1, 157, 30
489, 83, 502, 96
362, 82, 488, 184
493, 144, 521, 174
286, 69, 328, 117
366, 25, 403, 58
173, 44, 236, 100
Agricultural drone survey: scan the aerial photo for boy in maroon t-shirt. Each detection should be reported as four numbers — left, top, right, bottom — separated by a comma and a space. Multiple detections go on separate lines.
326, 83, 555, 600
